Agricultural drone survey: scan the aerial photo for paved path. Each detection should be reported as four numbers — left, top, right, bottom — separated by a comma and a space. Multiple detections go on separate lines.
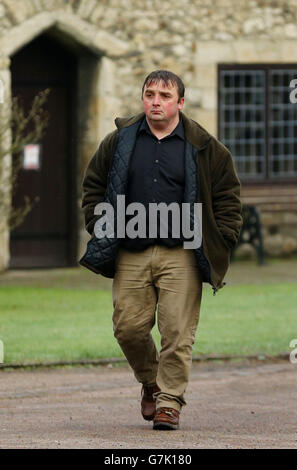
0, 360, 296, 449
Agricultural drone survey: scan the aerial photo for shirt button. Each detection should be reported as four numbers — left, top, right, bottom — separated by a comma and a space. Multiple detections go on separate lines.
153, 178, 157, 182
158, 141, 161, 144
155, 159, 159, 163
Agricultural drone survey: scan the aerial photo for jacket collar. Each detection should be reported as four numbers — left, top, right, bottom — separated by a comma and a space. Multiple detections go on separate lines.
114, 112, 211, 150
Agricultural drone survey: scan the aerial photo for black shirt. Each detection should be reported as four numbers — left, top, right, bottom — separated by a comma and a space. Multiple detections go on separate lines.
121, 116, 185, 251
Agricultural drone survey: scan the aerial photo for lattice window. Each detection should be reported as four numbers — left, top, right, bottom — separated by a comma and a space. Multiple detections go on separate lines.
219, 66, 297, 180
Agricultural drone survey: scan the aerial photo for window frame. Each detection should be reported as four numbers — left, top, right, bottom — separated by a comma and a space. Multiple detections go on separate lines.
218, 63, 297, 185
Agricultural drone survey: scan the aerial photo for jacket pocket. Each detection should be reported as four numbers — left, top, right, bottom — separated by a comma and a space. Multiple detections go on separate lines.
216, 225, 231, 251
209, 210, 231, 253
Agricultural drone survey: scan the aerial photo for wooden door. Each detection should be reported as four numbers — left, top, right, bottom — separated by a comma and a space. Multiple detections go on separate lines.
9, 34, 77, 268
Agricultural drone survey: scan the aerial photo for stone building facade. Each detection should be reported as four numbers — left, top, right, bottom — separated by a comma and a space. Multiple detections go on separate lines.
0, 0, 297, 269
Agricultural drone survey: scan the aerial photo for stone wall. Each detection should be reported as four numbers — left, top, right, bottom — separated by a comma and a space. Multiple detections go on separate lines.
0, 0, 297, 266
1, 0, 297, 129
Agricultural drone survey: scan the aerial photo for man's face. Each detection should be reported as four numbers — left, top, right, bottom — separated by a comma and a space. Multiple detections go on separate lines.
142, 80, 184, 124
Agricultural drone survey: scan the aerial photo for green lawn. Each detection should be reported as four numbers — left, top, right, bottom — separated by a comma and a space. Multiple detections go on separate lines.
0, 282, 296, 364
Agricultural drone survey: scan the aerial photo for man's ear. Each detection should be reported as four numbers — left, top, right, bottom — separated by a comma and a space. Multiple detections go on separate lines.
178, 97, 185, 110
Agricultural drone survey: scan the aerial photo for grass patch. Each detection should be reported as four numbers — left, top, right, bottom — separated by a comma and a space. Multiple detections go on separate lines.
0, 283, 296, 363
197, 283, 296, 356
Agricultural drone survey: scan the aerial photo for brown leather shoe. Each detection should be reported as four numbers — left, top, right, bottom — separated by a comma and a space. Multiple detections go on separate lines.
153, 407, 180, 430
141, 384, 160, 421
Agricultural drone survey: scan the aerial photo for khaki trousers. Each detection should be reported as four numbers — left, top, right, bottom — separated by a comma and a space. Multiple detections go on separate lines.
112, 244, 202, 412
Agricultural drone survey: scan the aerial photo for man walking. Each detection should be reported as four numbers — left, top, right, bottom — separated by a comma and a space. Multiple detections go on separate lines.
80, 70, 242, 430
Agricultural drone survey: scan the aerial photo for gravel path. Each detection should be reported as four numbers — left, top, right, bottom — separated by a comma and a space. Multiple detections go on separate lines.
0, 360, 296, 449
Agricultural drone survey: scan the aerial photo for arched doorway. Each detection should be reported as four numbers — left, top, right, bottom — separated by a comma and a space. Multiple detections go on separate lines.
0, 13, 129, 272
9, 33, 78, 268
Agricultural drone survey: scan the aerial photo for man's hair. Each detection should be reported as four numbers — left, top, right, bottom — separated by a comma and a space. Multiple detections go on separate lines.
141, 70, 185, 102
